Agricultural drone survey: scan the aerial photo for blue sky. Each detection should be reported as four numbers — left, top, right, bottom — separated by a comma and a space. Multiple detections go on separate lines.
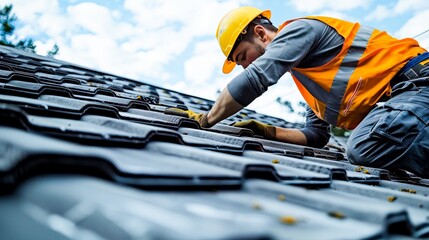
5, 0, 429, 122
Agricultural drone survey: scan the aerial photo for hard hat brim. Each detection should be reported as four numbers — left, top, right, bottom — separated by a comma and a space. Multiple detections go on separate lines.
262, 9, 271, 19
222, 59, 236, 74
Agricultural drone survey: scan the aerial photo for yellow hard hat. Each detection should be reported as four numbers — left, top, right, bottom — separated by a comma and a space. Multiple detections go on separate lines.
216, 6, 271, 74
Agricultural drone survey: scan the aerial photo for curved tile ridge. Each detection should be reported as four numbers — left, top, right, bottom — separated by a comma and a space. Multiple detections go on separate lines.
0, 127, 243, 191
244, 179, 412, 238
242, 150, 381, 182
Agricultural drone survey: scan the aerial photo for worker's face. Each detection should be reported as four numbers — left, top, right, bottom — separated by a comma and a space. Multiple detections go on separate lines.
231, 26, 268, 69
232, 40, 265, 69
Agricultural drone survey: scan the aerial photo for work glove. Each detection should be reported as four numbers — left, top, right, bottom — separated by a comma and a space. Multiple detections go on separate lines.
164, 108, 212, 128
233, 119, 276, 140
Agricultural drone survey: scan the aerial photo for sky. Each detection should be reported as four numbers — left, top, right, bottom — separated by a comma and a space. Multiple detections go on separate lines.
4, 0, 429, 123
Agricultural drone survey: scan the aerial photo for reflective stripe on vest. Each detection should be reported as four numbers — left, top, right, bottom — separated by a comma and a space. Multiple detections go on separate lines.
324, 25, 373, 125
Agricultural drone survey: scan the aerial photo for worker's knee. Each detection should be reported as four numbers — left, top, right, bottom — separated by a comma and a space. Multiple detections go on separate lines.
345, 129, 390, 168
346, 149, 371, 168
346, 125, 411, 170
346, 139, 371, 166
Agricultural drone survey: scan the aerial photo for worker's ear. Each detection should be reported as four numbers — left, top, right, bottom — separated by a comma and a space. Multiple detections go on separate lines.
254, 25, 266, 42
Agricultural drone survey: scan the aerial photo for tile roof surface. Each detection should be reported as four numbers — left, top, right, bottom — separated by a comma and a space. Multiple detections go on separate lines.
1, 45, 429, 240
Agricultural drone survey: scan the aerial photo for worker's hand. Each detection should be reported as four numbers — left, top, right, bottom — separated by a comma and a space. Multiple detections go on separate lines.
233, 120, 276, 140
164, 108, 212, 128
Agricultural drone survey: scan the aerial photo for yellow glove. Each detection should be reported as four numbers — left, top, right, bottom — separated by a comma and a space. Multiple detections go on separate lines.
233, 120, 276, 140
164, 108, 211, 128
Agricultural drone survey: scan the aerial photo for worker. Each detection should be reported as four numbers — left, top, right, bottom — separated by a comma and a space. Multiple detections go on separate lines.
166, 6, 429, 178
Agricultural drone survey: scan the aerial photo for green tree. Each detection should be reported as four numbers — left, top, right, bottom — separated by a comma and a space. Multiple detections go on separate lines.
0, 4, 16, 43
276, 97, 307, 117
0, 4, 59, 57
47, 43, 59, 57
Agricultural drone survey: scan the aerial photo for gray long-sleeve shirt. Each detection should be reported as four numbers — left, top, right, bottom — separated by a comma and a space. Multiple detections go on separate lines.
227, 19, 345, 147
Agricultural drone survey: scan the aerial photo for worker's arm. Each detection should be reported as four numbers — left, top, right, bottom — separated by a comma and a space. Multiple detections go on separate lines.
233, 119, 307, 145
275, 127, 308, 145
206, 87, 244, 126
204, 86, 309, 145
233, 106, 330, 148
163, 87, 242, 128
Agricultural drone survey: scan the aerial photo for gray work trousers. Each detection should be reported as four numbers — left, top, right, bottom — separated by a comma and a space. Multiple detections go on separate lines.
347, 67, 429, 178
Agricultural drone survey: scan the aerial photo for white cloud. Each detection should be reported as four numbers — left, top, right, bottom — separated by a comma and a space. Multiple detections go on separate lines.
163, 81, 190, 96
4, 0, 59, 22
366, 0, 429, 21
315, 11, 350, 20
68, 34, 118, 66
393, 0, 429, 14
34, 40, 57, 55
287, 0, 371, 13
6, 0, 70, 39
67, 2, 134, 40
164, 76, 227, 102
184, 40, 224, 84
364, 5, 391, 21
123, 0, 245, 35
396, 9, 429, 49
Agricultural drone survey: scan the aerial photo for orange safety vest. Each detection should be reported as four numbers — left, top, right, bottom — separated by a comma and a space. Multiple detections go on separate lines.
278, 17, 427, 130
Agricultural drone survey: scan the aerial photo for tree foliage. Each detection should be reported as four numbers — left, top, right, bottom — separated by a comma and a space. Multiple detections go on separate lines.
276, 97, 307, 117
47, 43, 59, 57
0, 4, 58, 57
0, 4, 16, 43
